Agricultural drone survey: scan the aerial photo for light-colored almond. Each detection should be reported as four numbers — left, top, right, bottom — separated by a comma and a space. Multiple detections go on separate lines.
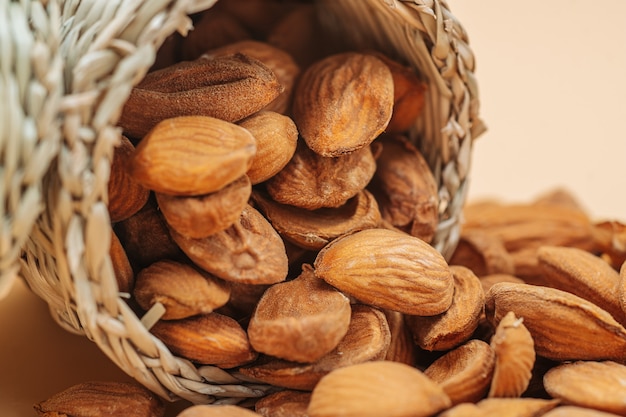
255, 390, 311, 417
485, 282, 626, 361
314, 228, 454, 316
177, 405, 261, 417
474, 398, 560, 416
130, 116, 256, 196
488, 311, 535, 398
543, 406, 624, 417
307, 361, 451, 417
544, 361, 626, 415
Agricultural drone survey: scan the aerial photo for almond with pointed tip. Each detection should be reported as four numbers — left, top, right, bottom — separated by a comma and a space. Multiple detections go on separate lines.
488, 311, 535, 398
314, 228, 454, 316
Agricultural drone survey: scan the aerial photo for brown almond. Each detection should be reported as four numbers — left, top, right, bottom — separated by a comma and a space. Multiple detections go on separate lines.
485, 282, 626, 361
119, 54, 282, 139
307, 361, 451, 417
151, 312, 257, 368
205, 41, 301, 114
237, 111, 299, 184
34, 381, 164, 417
488, 311, 535, 398
247, 264, 351, 363
255, 390, 311, 417
130, 116, 256, 196
110, 228, 134, 294
544, 361, 626, 415
424, 339, 495, 405
537, 245, 626, 324
170, 204, 288, 285
156, 175, 251, 239
133, 260, 231, 320
252, 189, 382, 251
368, 134, 439, 243
383, 309, 417, 366
265, 141, 377, 210
292, 52, 393, 157
406, 265, 484, 351
314, 228, 454, 316
107, 135, 150, 223
479, 273, 525, 294
449, 230, 516, 277
240, 304, 390, 390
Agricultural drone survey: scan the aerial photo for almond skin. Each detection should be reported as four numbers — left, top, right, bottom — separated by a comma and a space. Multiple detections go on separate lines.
130, 116, 256, 196
314, 228, 454, 316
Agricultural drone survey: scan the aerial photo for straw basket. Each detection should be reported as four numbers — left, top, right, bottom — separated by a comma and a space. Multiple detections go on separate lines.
5, 0, 486, 405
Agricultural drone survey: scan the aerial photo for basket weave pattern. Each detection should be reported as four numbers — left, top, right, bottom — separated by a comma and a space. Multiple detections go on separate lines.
9, 0, 485, 405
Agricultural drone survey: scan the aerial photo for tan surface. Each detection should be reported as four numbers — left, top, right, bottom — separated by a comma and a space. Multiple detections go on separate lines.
2, 1, 626, 416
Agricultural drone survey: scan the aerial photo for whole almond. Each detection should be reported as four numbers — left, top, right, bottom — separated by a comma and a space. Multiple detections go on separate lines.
133, 260, 231, 320
169, 204, 289, 285
265, 141, 378, 210
424, 339, 495, 405
488, 311, 535, 398
130, 116, 256, 196
485, 282, 626, 361
406, 265, 484, 351
537, 245, 626, 325
34, 381, 164, 417
314, 228, 454, 316
119, 54, 282, 139
110, 228, 134, 294
292, 52, 393, 157
368, 134, 438, 243
107, 135, 150, 223
150, 312, 257, 368
247, 264, 351, 363
240, 304, 391, 390
156, 175, 251, 239
252, 189, 382, 251
237, 111, 299, 184
307, 361, 451, 417
254, 390, 311, 417
544, 361, 626, 415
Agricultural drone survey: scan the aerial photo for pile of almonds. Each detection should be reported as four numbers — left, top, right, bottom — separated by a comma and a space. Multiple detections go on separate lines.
33, 1, 626, 416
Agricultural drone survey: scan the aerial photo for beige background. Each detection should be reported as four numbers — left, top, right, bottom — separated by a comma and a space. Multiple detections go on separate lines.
2, 1, 626, 416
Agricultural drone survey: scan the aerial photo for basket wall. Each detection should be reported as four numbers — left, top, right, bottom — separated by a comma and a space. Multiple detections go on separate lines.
11, 0, 485, 404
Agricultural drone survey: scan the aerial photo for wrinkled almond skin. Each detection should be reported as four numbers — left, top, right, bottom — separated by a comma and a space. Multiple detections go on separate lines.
292, 52, 393, 157
423, 339, 495, 405
151, 313, 257, 368
406, 265, 484, 351
133, 260, 231, 320
449, 230, 516, 277
247, 264, 351, 363
485, 282, 626, 361
205, 41, 301, 114
156, 175, 251, 239
307, 361, 451, 417
170, 204, 289, 285
119, 54, 282, 139
544, 361, 626, 415
265, 141, 378, 210
238, 111, 299, 184
314, 228, 454, 316
34, 381, 165, 417
252, 189, 382, 251
107, 135, 150, 223
255, 390, 311, 417
131, 116, 256, 196
368, 135, 438, 243
240, 304, 390, 391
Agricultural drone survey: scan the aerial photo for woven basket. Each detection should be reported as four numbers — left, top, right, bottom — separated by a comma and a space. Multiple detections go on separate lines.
8, 0, 486, 405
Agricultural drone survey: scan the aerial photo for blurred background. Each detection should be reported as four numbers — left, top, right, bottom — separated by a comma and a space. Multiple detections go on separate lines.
453, 0, 626, 220
2, 1, 625, 416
